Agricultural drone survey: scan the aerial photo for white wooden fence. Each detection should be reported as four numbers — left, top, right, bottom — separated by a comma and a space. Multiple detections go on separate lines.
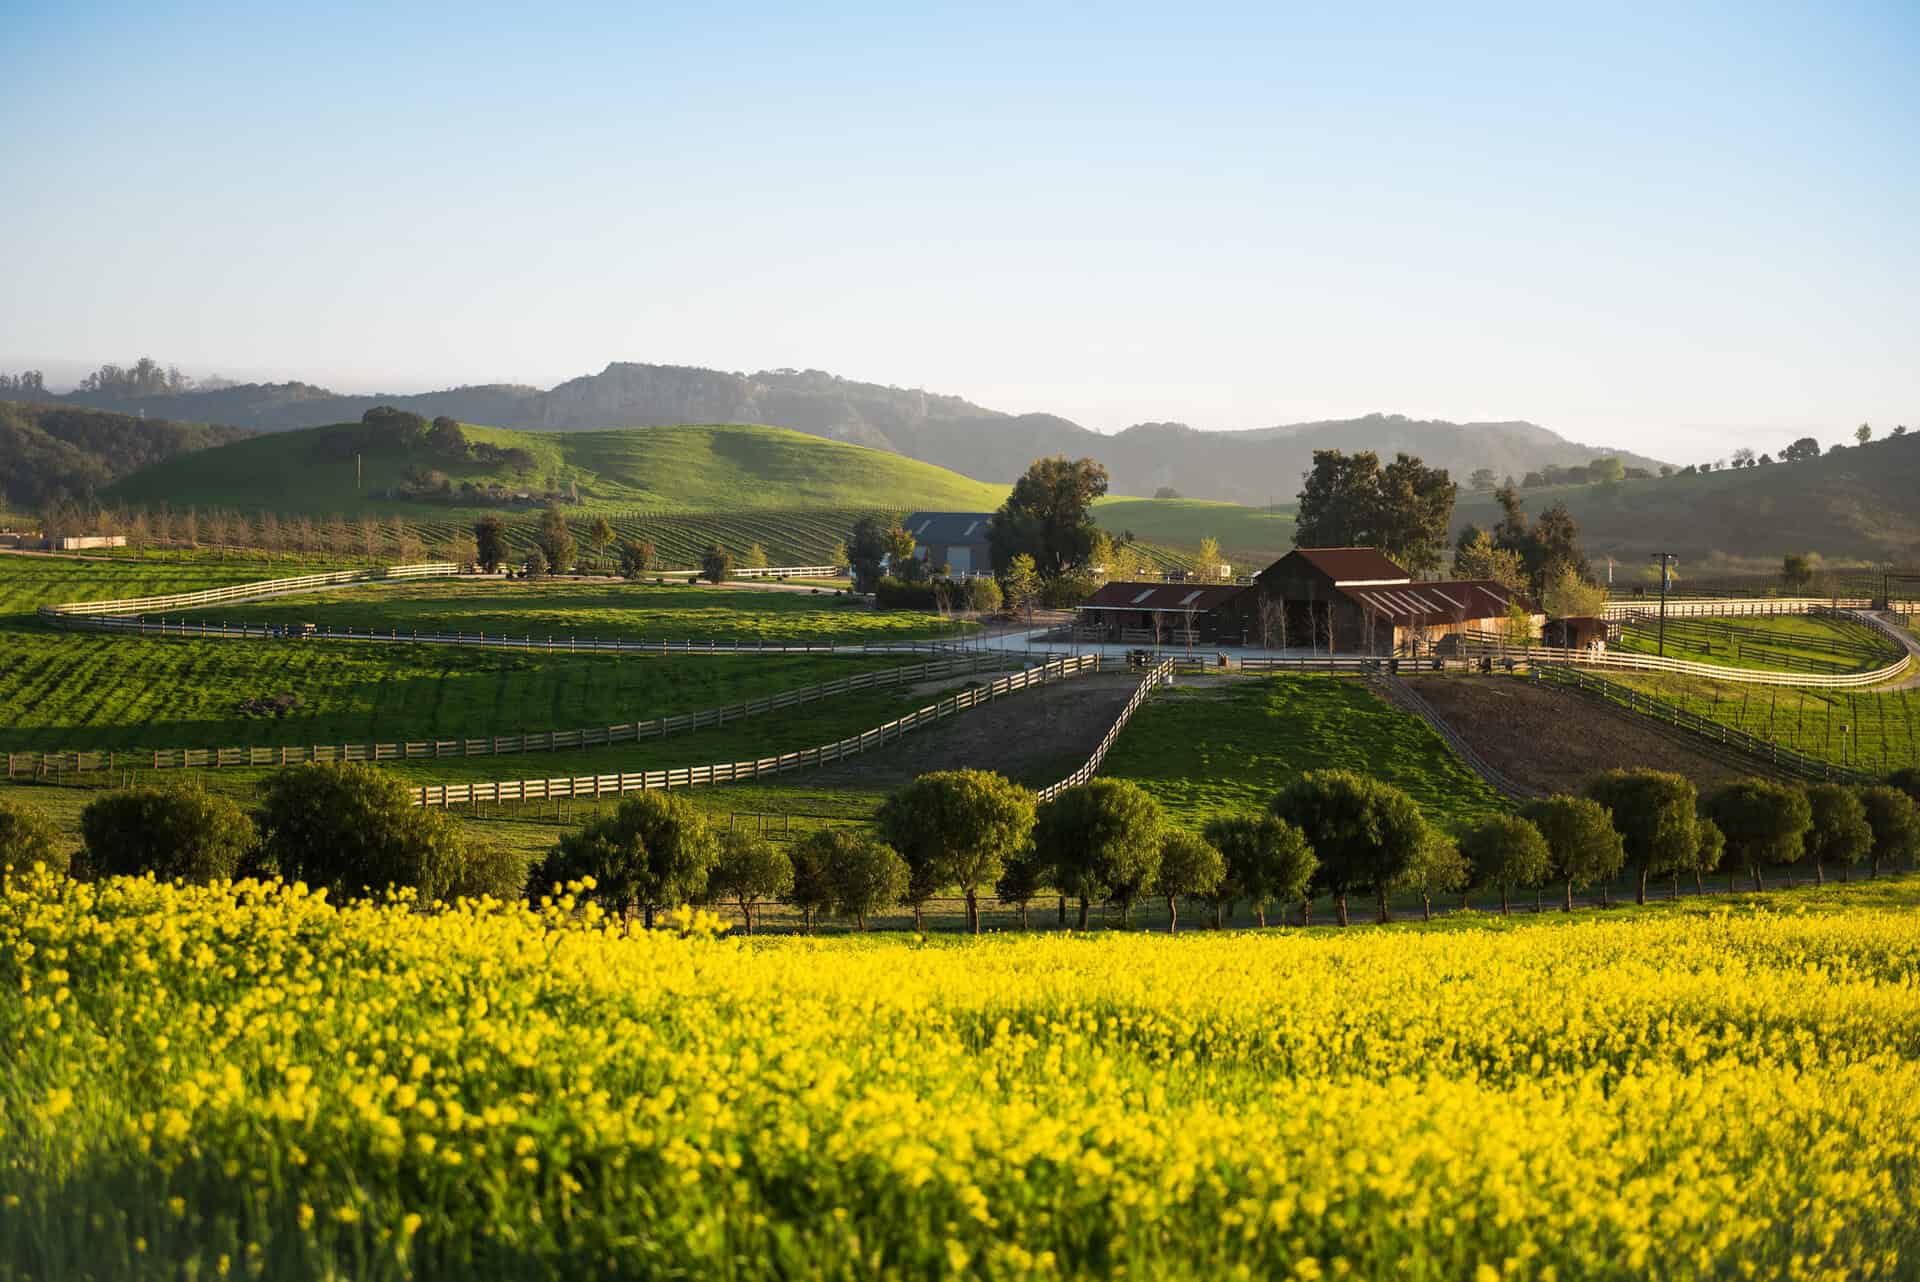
1036, 658, 1174, 803
38, 563, 461, 619
409, 654, 1100, 807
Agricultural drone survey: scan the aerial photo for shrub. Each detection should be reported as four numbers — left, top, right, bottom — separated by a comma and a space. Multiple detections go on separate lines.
791, 829, 907, 931
0, 797, 65, 885
965, 578, 1002, 613
994, 846, 1046, 929
535, 507, 575, 573
1039, 570, 1102, 609
1461, 815, 1551, 915
1858, 786, 1920, 875
701, 544, 733, 584
708, 830, 793, 936
877, 770, 1035, 935
873, 576, 940, 610
534, 792, 718, 930
1035, 779, 1165, 928
787, 833, 838, 934
1399, 832, 1469, 921
258, 763, 472, 902
473, 516, 507, 571
79, 785, 255, 883
1201, 813, 1316, 927
618, 539, 657, 579
447, 844, 530, 902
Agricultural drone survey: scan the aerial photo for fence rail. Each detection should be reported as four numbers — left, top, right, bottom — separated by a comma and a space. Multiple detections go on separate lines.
408, 655, 1101, 807
1035, 658, 1175, 803
3, 652, 1015, 779
38, 563, 461, 618
1370, 671, 1542, 801
1535, 664, 1872, 784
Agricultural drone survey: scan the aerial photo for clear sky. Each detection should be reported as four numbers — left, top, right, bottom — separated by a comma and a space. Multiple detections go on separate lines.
2, 1, 1914, 461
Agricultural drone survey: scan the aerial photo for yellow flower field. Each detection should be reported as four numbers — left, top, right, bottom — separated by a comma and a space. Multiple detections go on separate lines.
3, 872, 1918, 1280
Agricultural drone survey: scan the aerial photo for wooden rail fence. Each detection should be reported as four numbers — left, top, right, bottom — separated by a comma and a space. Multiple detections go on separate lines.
407, 655, 1101, 807
1035, 658, 1174, 803
3, 652, 1014, 779
38, 562, 461, 619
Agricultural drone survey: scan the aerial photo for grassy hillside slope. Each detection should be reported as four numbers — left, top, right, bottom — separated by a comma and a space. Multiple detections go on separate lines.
1094, 497, 1295, 571
1452, 433, 1920, 564
0, 402, 253, 508
108, 422, 1007, 517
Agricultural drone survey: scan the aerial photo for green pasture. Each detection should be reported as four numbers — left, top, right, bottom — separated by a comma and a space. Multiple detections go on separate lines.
166, 579, 970, 645
1100, 674, 1507, 835
1612, 612, 1901, 674
1612, 673, 1920, 774
1094, 496, 1294, 570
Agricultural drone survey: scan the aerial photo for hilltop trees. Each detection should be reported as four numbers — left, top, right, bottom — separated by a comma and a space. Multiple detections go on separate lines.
987, 456, 1109, 579
1585, 769, 1698, 904
1293, 450, 1456, 575
877, 770, 1036, 934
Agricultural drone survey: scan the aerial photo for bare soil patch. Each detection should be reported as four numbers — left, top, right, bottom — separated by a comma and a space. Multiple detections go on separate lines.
808, 672, 1144, 789
1402, 674, 1763, 794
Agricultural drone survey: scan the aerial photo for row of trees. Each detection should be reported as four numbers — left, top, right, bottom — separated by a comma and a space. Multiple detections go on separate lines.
39, 499, 476, 566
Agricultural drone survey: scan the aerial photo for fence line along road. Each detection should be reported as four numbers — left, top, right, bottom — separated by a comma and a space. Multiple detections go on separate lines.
3, 651, 1017, 780
1598, 596, 1920, 620
408, 654, 1101, 807
37, 562, 462, 618
1535, 663, 1873, 784
1035, 658, 1175, 803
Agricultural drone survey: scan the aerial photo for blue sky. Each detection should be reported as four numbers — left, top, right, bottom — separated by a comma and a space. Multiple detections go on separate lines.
2, 0, 1914, 460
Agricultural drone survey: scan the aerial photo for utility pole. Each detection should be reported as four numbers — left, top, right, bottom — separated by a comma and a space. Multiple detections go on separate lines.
1650, 552, 1678, 656
356, 452, 362, 492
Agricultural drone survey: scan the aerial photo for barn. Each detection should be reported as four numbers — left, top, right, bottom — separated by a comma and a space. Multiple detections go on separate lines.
1252, 547, 1540, 655
1073, 581, 1253, 645
902, 512, 994, 577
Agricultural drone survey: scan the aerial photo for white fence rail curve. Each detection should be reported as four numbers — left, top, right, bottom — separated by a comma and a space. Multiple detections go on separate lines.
409, 654, 1100, 807
38, 563, 461, 619
1035, 658, 1175, 804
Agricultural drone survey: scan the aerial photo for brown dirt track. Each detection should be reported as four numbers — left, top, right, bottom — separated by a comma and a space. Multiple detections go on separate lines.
1401, 674, 1763, 795
807, 672, 1145, 790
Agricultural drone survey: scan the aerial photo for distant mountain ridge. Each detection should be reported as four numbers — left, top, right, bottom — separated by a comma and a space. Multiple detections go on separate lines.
3, 361, 1666, 505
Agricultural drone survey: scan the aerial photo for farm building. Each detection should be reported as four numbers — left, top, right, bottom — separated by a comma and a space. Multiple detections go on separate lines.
902, 512, 994, 577
1543, 615, 1618, 652
1073, 581, 1252, 645
1252, 547, 1540, 655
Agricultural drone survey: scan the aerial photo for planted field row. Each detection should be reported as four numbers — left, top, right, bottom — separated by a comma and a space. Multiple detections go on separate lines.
1606, 670, 1920, 775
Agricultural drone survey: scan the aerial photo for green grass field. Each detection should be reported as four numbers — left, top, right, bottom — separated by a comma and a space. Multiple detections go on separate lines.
1612, 612, 1902, 674
108, 422, 1009, 518
1100, 674, 1507, 834
0, 553, 344, 612
1612, 672, 1920, 774
1094, 496, 1295, 571
165, 579, 970, 644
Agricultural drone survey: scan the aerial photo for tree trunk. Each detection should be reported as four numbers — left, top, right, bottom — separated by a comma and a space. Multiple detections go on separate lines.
1256, 905, 1267, 928
741, 900, 754, 936
1635, 867, 1648, 906
1786, 865, 1796, 888
1077, 897, 1090, 931
966, 889, 980, 934
1727, 868, 1737, 894
1020, 903, 1029, 931
1693, 871, 1703, 895
857, 911, 867, 932
1167, 895, 1178, 934
1751, 864, 1764, 892
1564, 880, 1574, 912
644, 903, 656, 930
1602, 883, 1611, 908
1058, 895, 1066, 925
912, 904, 924, 932
1301, 899, 1312, 928
1812, 859, 1824, 886
1213, 902, 1225, 929
803, 908, 813, 936
1336, 894, 1349, 927
1460, 889, 1470, 912
1670, 874, 1678, 900
1534, 887, 1543, 914
1500, 886, 1509, 916
1376, 885, 1390, 924
1421, 895, 1431, 922
1839, 863, 1849, 883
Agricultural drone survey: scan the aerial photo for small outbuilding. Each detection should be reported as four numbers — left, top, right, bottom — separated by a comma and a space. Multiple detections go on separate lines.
1073, 581, 1252, 645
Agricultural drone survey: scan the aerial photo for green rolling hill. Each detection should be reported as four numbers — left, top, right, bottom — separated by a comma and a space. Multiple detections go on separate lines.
107, 421, 1008, 517
1093, 497, 1296, 572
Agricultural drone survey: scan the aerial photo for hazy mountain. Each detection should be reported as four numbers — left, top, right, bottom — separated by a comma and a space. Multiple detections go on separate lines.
3, 361, 1666, 504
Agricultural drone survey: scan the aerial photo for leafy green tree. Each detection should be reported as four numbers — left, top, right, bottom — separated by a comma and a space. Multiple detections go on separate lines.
535, 507, 575, 573
0, 797, 65, 885
523, 546, 549, 577
966, 577, 1003, 614
1889, 768, 1920, 804
1153, 829, 1224, 934
701, 543, 733, 584
1804, 783, 1872, 884
1858, 786, 1920, 875
1201, 813, 1316, 927
999, 553, 1042, 621
1704, 778, 1811, 892
473, 515, 508, 572
1293, 449, 1456, 574
1035, 779, 1164, 929
1468, 468, 1498, 492
994, 846, 1045, 930
883, 525, 918, 581
533, 792, 718, 929
1399, 832, 1469, 921
1585, 769, 1699, 903
1781, 552, 1819, 590
618, 539, 656, 579
787, 833, 837, 934
1856, 422, 1873, 446
1689, 818, 1725, 896
1522, 794, 1625, 910
1452, 527, 1528, 591
1461, 815, 1551, 915
1271, 770, 1428, 924
707, 829, 792, 935
1589, 456, 1625, 484
846, 516, 894, 591
828, 834, 909, 931
587, 516, 616, 570
80, 785, 255, 884
877, 770, 1036, 934
1781, 436, 1821, 463
1539, 565, 1608, 620
427, 416, 467, 455
987, 456, 1110, 578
